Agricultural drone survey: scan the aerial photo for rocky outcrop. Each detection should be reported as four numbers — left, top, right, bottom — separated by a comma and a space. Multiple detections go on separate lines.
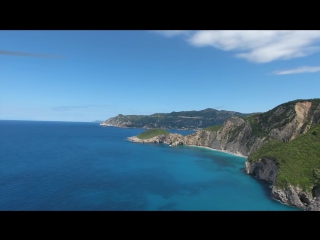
245, 157, 278, 183
271, 186, 314, 210
127, 133, 184, 145
100, 115, 134, 128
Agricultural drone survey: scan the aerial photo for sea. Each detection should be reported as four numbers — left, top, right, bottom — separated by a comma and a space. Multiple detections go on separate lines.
0, 120, 300, 211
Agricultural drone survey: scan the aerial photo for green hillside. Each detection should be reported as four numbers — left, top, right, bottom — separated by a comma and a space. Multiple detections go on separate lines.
248, 124, 320, 191
103, 108, 255, 129
137, 129, 170, 140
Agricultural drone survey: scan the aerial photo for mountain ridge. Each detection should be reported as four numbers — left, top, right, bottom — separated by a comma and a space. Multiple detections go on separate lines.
100, 108, 257, 130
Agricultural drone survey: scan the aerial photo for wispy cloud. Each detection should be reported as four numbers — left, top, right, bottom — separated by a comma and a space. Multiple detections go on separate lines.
272, 66, 320, 75
0, 50, 64, 58
188, 31, 320, 63
155, 30, 320, 63
153, 30, 193, 38
52, 104, 111, 111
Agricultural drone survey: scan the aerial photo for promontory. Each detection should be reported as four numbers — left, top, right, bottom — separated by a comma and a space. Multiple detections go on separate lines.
125, 98, 320, 211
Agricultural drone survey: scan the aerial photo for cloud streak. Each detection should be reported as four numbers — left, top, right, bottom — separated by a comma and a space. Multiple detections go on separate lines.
0, 50, 64, 58
155, 30, 320, 63
272, 66, 320, 75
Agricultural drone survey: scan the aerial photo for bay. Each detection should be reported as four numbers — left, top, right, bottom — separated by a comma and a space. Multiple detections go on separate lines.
0, 120, 299, 211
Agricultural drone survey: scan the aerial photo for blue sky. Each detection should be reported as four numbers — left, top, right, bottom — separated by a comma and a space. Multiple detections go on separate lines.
1, 30, 320, 122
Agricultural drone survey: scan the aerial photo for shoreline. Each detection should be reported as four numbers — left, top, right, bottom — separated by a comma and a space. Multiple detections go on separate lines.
127, 135, 247, 158
184, 144, 248, 158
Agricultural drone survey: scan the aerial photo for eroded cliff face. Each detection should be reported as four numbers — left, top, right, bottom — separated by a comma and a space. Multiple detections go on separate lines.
268, 101, 312, 141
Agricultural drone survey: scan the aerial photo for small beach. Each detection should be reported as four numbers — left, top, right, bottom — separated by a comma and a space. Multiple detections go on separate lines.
126, 135, 248, 159
185, 144, 247, 158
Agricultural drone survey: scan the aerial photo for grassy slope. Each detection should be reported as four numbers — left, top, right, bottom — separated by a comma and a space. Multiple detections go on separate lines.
248, 124, 320, 191
203, 125, 222, 131
136, 129, 170, 140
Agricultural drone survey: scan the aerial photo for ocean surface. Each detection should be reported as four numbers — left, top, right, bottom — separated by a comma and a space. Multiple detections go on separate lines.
0, 120, 300, 211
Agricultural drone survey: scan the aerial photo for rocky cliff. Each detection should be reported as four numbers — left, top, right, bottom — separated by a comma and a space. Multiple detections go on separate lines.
244, 99, 320, 210
127, 98, 320, 210
128, 116, 264, 157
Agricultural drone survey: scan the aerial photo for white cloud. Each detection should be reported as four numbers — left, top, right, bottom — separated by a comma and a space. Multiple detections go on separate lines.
177, 30, 320, 63
188, 30, 278, 50
272, 66, 320, 75
153, 30, 192, 37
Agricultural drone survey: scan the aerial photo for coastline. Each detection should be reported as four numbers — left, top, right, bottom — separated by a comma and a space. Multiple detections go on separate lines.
100, 123, 199, 131
127, 135, 247, 158
185, 144, 247, 159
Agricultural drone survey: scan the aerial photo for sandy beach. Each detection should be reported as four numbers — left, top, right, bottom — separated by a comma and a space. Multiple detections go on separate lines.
126, 135, 248, 158
185, 144, 247, 158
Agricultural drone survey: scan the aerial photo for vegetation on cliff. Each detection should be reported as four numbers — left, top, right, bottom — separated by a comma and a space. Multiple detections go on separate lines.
248, 124, 320, 191
242, 98, 320, 139
136, 129, 170, 140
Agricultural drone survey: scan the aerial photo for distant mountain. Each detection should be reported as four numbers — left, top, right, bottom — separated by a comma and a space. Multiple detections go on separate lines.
92, 120, 103, 123
100, 108, 256, 130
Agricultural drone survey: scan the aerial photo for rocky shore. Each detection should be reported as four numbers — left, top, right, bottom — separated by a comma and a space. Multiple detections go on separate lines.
127, 134, 247, 158
245, 157, 320, 211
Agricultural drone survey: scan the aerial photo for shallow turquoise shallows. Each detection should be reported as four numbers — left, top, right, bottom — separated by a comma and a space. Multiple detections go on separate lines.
0, 120, 300, 211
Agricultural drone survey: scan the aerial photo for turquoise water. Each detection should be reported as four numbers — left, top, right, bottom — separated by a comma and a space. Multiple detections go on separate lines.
0, 120, 299, 211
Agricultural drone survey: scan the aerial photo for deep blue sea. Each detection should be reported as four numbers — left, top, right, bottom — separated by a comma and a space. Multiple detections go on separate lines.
0, 120, 300, 211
